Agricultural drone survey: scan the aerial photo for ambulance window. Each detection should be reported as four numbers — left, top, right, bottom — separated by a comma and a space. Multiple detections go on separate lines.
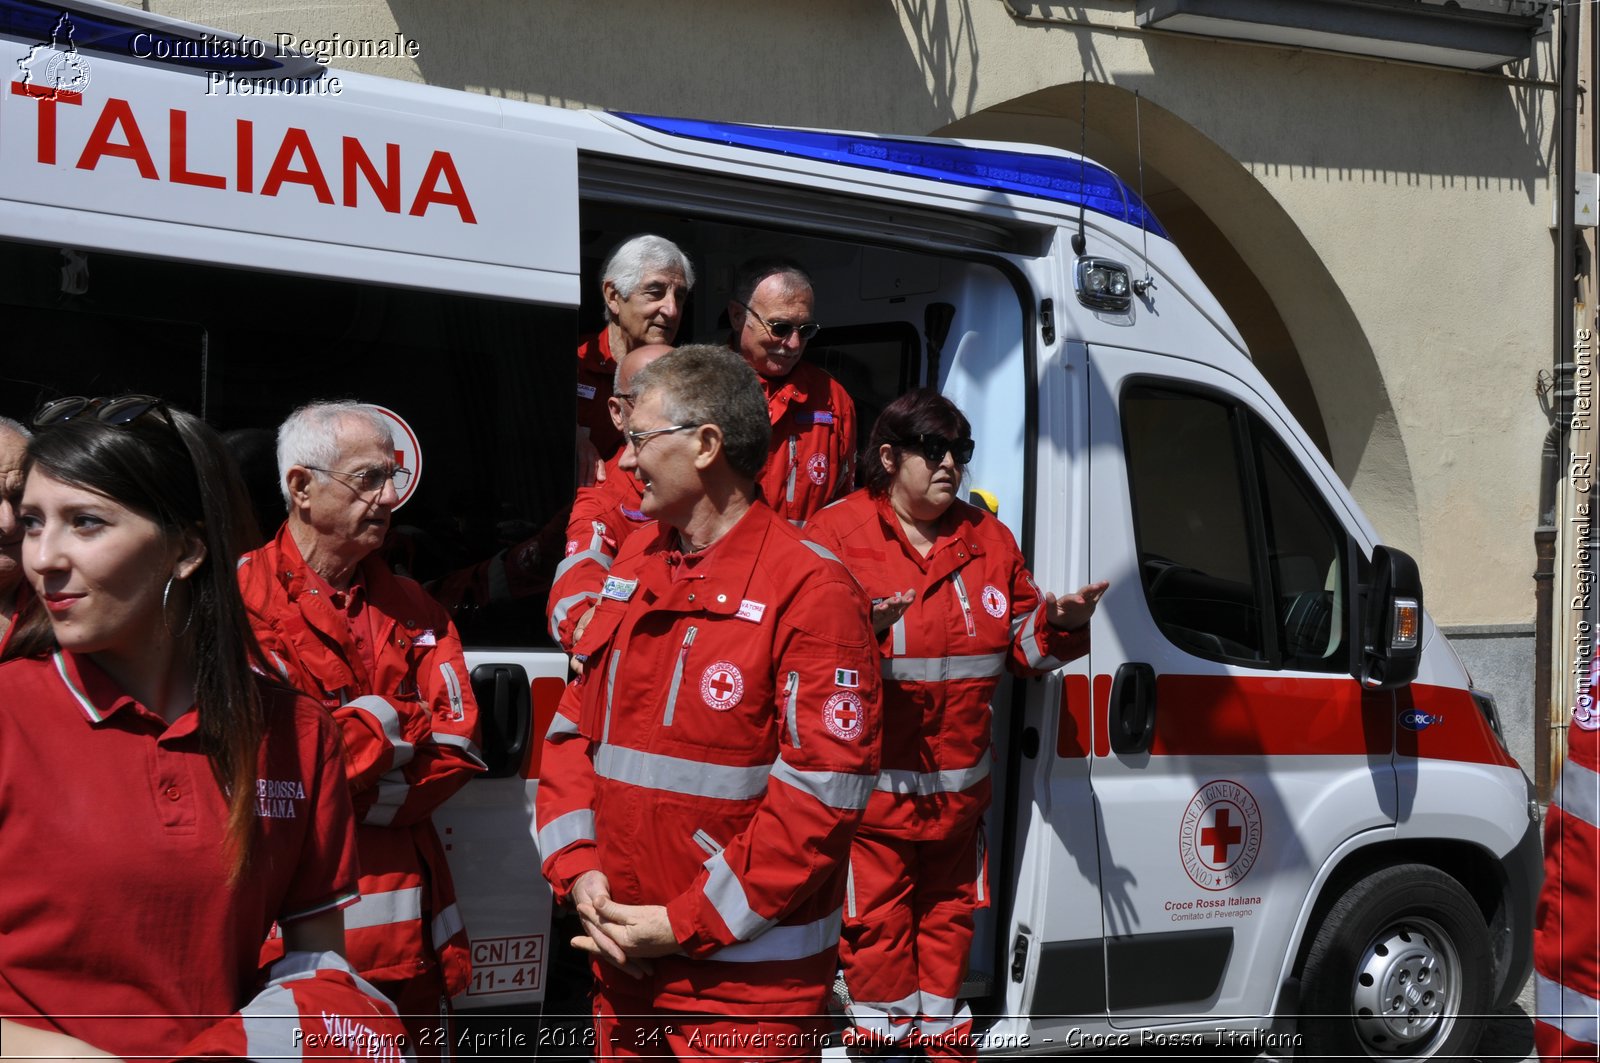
1123, 388, 1268, 664
1122, 383, 1350, 671
1255, 431, 1348, 671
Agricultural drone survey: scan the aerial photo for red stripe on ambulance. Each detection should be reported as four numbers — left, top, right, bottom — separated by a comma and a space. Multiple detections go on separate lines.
1067, 672, 1513, 766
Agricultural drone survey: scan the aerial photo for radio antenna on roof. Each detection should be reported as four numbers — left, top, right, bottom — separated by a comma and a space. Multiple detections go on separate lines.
1133, 90, 1156, 298
1072, 77, 1087, 256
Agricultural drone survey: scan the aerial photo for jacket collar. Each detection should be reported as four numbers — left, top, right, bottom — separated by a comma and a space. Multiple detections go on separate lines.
637, 503, 776, 616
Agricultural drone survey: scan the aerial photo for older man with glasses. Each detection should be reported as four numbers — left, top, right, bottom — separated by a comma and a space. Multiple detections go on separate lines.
537, 344, 881, 1060
727, 256, 856, 526
238, 400, 485, 1059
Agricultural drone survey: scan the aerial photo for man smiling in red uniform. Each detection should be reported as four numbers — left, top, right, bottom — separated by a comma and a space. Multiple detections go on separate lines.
576, 235, 695, 482
727, 258, 855, 526
537, 344, 880, 1059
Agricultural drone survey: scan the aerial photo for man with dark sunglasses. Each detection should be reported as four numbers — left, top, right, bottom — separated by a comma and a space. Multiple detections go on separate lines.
727, 257, 856, 526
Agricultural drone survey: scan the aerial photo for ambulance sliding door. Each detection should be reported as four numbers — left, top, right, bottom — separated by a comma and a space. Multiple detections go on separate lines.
1079, 345, 1394, 1029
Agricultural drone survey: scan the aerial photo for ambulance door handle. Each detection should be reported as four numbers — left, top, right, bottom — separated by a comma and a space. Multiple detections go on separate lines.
1109, 662, 1157, 755
470, 663, 531, 778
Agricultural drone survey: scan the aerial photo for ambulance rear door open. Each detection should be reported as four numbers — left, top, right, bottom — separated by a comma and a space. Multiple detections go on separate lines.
0, 5, 583, 1010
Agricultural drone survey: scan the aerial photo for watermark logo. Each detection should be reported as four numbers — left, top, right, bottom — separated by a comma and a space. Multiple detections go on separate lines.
17, 12, 91, 98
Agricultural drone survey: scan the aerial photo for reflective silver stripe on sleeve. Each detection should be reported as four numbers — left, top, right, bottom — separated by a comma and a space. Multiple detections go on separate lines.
537, 809, 596, 856
891, 618, 907, 657
595, 744, 770, 800
1021, 607, 1067, 671
602, 650, 622, 744
1536, 971, 1600, 1047
882, 653, 1006, 683
1010, 613, 1028, 642
347, 695, 413, 768
344, 886, 424, 930
433, 731, 488, 770
1555, 758, 1600, 830
363, 774, 411, 827
432, 901, 466, 950
549, 590, 600, 643
770, 755, 874, 810
702, 849, 774, 941
554, 549, 614, 582
874, 755, 991, 796
784, 671, 801, 747
546, 712, 581, 739
708, 907, 843, 963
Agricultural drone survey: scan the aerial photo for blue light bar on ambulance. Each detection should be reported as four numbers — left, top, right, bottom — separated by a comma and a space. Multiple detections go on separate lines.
0, 0, 318, 75
614, 112, 1166, 239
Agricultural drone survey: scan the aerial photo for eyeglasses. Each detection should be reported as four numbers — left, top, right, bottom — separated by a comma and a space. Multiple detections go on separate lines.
33, 394, 178, 436
735, 300, 820, 342
896, 433, 975, 465
306, 465, 412, 495
624, 423, 699, 452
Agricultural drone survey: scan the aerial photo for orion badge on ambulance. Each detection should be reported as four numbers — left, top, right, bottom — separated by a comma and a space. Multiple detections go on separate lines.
601, 576, 638, 602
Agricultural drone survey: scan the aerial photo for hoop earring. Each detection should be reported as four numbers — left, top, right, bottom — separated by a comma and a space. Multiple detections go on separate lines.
162, 575, 194, 639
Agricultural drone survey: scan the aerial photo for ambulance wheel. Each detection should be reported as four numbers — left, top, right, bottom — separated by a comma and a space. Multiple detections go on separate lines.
1298, 863, 1489, 1059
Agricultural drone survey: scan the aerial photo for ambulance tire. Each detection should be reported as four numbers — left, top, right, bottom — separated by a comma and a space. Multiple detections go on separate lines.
1298, 863, 1489, 1059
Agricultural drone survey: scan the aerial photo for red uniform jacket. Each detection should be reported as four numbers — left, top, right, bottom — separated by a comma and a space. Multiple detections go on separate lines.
577, 329, 624, 461
1536, 658, 1600, 1062
545, 452, 652, 652
755, 359, 857, 526
239, 525, 486, 994
806, 491, 1088, 838
535, 502, 881, 1014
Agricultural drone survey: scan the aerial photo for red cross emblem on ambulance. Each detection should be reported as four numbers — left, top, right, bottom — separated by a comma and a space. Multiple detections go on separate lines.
1179, 780, 1264, 891
700, 662, 744, 711
823, 691, 864, 741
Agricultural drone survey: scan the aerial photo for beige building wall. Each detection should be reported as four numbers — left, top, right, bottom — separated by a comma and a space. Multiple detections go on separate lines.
131, 0, 1560, 745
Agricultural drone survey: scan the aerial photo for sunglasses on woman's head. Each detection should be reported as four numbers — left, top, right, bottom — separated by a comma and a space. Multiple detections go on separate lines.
33, 394, 176, 433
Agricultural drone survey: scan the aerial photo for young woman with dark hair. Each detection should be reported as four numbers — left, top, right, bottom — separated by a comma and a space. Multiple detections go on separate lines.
0, 396, 360, 1062
808, 388, 1108, 1061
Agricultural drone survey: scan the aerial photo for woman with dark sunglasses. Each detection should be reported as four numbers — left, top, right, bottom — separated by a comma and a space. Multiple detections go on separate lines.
0, 397, 360, 1060
806, 389, 1108, 1061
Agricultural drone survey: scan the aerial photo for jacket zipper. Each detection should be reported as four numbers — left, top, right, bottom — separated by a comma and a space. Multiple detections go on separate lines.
438, 663, 465, 721
786, 435, 798, 504
952, 572, 977, 638
784, 671, 801, 747
662, 626, 699, 727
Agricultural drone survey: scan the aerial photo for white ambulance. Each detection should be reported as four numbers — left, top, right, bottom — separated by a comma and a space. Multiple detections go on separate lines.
0, 1, 1540, 1058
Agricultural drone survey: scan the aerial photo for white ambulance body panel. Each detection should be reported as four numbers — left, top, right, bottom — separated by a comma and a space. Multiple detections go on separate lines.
0, 3, 1540, 1055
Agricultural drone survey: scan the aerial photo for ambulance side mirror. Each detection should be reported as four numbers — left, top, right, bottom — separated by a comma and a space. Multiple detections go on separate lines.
1359, 546, 1423, 691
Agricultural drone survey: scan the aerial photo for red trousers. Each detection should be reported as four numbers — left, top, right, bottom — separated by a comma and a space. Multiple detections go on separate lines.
839, 824, 987, 1062
593, 985, 832, 1061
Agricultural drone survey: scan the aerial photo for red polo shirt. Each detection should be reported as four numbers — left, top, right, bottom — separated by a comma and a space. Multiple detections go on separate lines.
0, 651, 359, 1060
